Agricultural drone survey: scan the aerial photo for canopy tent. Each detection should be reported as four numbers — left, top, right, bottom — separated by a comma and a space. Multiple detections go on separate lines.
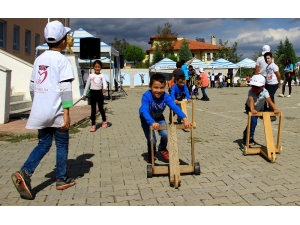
190, 58, 212, 69
149, 58, 176, 71
210, 58, 238, 68
235, 58, 256, 79
35, 28, 119, 58
235, 58, 256, 68
35, 28, 119, 89
296, 62, 300, 66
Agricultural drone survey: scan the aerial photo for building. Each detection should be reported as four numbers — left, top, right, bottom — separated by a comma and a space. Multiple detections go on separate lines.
146, 35, 221, 64
0, 18, 70, 64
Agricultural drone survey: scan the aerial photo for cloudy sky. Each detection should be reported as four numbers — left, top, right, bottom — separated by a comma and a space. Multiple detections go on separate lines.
6, 1, 300, 61
69, 18, 300, 60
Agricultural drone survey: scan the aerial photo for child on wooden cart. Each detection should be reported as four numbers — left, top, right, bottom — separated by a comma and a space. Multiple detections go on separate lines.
170, 74, 191, 124
243, 74, 280, 145
139, 73, 192, 163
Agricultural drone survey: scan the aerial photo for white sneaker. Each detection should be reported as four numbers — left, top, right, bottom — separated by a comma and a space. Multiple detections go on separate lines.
287, 95, 291, 98
278, 94, 284, 97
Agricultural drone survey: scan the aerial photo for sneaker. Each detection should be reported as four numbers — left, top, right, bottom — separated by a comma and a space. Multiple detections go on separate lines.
102, 121, 108, 128
11, 170, 33, 200
90, 125, 96, 132
56, 177, 76, 190
287, 95, 291, 98
146, 156, 156, 163
159, 150, 169, 161
249, 137, 255, 145
271, 116, 277, 122
278, 94, 284, 97
203, 98, 210, 101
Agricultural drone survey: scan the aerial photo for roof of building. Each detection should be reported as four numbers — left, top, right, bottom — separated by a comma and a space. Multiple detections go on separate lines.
146, 38, 221, 53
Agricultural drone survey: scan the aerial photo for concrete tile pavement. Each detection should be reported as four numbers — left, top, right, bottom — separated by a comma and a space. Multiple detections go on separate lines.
1, 86, 300, 205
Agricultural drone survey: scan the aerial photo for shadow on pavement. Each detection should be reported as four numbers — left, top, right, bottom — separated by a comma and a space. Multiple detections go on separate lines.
31, 153, 95, 198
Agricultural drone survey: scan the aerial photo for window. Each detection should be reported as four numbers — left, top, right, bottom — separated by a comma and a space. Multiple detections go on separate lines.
213, 53, 216, 60
35, 33, 40, 48
0, 19, 7, 48
13, 25, 20, 51
25, 30, 31, 54
207, 53, 211, 61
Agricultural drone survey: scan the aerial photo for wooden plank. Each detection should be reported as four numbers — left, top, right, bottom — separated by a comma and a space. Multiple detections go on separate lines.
246, 147, 262, 154
179, 101, 188, 119
276, 112, 283, 150
153, 166, 169, 175
263, 112, 276, 159
168, 124, 181, 185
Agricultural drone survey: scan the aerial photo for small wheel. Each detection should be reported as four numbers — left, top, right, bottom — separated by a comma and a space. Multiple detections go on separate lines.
147, 165, 152, 178
243, 146, 248, 156
194, 162, 201, 175
271, 154, 276, 163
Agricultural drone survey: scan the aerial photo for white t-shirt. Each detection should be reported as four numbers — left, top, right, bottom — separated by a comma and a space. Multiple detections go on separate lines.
256, 56, 274, 77
211, 75, 215, 81
266, 63, 279, 85
246, 88, 270, 111
83, 73, 107, 96
219, 75, 223, 82
26, 50, 74, 129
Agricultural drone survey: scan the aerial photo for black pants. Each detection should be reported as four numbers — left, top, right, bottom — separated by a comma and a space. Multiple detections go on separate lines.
264, 83, 278, 112
211, 81, 215, 88
282, 74, 293, 95
90, 89, 106, 125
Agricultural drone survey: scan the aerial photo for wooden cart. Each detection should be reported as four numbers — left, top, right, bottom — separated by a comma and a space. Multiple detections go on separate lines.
146, 100, 200, 188
243, 112, 283, 163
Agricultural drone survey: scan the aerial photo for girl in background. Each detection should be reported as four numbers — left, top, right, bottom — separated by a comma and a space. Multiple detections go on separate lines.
279, 57, 294, 98
83, 60, 108, 132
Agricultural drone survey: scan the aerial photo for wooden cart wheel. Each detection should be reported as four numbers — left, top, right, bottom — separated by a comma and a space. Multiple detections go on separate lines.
174, 175, 179, 189
194, 162, 201, 175
147, 165, 153, 178
271, 154, 276, 163
243, 146, 248, 156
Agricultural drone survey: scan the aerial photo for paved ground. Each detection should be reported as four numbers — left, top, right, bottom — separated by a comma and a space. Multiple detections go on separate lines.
1, 85, 300, 206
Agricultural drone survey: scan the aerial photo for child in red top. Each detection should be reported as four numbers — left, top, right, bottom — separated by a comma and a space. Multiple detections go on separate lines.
199, 68, 210, 101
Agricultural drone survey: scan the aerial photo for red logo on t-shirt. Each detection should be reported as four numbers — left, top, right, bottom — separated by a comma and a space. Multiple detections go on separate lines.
37, 65, 49, 85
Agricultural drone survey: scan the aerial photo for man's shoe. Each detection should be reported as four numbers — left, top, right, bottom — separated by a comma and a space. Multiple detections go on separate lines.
278, 94, 284, 97
56, 177, 76, 190
270, 116, 277, 122
203, 98, 210, 101
159, 150, 169, 161
287, 95, 291, 98
200, 97, 204, 100
11, 170, 33, 200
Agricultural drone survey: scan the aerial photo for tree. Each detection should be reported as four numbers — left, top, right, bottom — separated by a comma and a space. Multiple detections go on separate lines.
123, 45, 146, 67
151, 43, 164, 65
214, 39, 243, 63
156, 22, 177, 57
178, 39, 192, 62
274, 37, 298, 76
166, 54, 177, 62
109, 36, 129, 55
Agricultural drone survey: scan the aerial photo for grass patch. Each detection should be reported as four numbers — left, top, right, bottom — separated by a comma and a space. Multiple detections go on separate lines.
0, 133, 38, 143
187, 137, 205, 143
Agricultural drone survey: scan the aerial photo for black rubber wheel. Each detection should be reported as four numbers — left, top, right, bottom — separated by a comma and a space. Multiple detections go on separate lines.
147, 165, 153, 178
194, 162, 201, 175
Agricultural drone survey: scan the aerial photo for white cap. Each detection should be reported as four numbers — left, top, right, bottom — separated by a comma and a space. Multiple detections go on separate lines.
262, 45, 271, 55
249, 74, 265, 87
199, 68, 204, 72
44, 20, 71, 43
